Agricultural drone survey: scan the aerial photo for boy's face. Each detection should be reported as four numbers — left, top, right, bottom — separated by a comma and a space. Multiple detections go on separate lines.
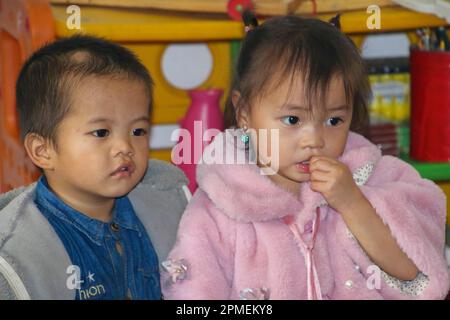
45, 76, 151, 203
243, 74, 352, 193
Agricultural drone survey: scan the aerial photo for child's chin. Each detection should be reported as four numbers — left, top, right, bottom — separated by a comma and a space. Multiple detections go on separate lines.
104, 185, 136, 198
287, 170, 310, 183
291, 178, 310, 185
113, 191, 131, 198
276, 172, 309, 186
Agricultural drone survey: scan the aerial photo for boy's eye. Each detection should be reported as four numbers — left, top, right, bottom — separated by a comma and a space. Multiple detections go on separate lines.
132, 128, 147, 136
91, 129, 110, 137
281, 116, 300, 126
326, 117, 343, 126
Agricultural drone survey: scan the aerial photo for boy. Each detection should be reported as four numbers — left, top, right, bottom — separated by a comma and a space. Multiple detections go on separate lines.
0, 35, 190, 299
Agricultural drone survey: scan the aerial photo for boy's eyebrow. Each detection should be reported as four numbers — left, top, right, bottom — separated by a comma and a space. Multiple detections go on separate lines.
87, 117, 110, 125
87, 116, 150, 124
131, 116, 151, 123
87, 116, 150, 125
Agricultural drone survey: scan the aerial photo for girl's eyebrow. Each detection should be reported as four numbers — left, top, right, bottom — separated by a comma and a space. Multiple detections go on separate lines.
280, 104, 308, 111
280, 104, 349, 111
327, 105, 350, 111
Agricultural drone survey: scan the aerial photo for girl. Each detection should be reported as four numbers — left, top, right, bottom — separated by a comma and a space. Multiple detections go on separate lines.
162, 13, 449, 299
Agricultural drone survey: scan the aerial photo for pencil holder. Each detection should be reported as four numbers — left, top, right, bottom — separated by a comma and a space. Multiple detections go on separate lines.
410, 49, 450, 162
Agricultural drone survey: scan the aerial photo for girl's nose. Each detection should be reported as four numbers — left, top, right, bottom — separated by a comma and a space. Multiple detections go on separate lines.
299, 127, 325, 150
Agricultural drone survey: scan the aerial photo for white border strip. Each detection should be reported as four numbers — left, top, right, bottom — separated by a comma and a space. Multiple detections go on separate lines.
0, 255, 31, 300
181, 185, 192, 203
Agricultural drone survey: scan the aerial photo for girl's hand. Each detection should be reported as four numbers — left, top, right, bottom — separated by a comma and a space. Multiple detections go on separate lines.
309, 156, 364, 213
310, 157, 420, 280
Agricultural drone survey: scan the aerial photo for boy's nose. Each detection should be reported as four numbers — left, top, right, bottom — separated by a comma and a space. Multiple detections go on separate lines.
112, 137, 134, 158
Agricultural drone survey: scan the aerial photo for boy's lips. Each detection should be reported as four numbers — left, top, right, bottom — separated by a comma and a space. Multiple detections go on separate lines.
111, 162, 136, 177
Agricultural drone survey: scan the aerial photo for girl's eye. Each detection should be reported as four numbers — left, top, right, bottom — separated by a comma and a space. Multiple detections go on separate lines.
281, 116, 300, 126
91, 129, 109, 137
326, 117, 343, 126
132, 128, 147, 136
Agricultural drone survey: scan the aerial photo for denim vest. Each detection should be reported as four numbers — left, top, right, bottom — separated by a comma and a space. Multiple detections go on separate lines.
34, 177, 161, 300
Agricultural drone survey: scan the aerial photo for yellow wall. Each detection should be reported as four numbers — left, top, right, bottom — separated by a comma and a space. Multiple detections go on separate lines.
123, 41, 231, 125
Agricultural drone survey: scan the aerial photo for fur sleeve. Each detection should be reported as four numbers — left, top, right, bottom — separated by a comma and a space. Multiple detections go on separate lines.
161, 190, 235, 300
356, 156, 449, 299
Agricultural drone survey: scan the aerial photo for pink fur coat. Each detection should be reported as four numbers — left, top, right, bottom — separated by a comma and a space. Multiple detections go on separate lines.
162, 131, 449, 300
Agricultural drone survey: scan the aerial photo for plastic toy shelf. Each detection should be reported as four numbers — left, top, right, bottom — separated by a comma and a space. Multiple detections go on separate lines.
51, 5, 450, 39
51, 5, 244, 41
318, 6, 449, 34
403, 158, 450, 181
50, 0, 396, 16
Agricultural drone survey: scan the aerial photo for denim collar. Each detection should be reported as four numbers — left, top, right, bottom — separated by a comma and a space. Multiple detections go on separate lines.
35, 176, 141, 245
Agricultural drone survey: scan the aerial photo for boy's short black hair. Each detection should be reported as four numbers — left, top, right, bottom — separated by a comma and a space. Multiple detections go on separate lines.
16, 34, 153, 145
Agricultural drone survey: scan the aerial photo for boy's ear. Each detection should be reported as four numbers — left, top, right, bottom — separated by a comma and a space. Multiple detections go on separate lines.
231, 90, 250, 128
23, 133, 55, 171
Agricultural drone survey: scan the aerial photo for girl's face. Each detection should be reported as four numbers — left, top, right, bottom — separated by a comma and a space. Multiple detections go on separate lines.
239, 74, 352, 194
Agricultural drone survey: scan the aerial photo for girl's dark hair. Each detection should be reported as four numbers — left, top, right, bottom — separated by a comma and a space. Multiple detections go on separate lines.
224, 12, 370, 134
16, 34, 153, 146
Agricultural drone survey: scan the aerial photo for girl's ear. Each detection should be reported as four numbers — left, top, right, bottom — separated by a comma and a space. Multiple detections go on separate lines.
231, 89, 241, 109
232, 90, 250, 128
24, 133, 56, 171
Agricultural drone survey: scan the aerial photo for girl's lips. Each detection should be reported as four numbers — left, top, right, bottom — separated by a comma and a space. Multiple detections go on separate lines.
296, 163, 310, 173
